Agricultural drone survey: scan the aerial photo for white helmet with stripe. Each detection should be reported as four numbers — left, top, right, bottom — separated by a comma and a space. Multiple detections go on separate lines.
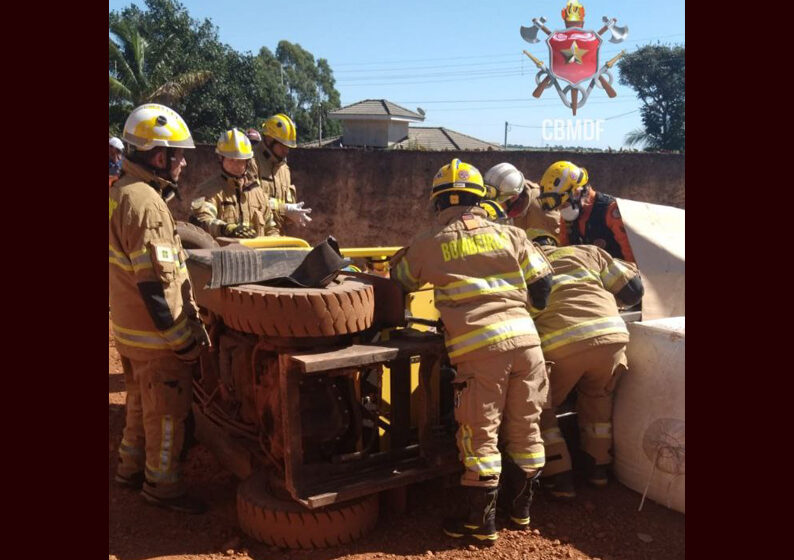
122, 103, 195, 151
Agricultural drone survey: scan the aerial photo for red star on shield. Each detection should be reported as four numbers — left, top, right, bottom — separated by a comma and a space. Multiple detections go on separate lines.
547, 29, 602, 86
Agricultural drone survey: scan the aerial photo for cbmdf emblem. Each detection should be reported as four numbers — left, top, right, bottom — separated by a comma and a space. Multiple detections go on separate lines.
520, 1, 629, 114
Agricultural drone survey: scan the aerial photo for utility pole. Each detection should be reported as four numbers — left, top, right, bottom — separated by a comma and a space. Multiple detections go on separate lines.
504, 121, 509, 149
317, 85, 323, 146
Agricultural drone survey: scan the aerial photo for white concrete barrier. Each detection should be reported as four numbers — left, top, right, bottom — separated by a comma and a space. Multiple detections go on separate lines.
613, 317, 685, 513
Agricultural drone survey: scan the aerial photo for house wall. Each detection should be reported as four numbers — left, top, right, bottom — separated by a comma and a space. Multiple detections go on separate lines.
339, 119, 388, 147
173, 146, 684, 247
387, 121, 409, 145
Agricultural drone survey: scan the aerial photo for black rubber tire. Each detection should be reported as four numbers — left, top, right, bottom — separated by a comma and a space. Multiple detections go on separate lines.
218, 274, 375, 337
237, 472, 379, 549
177, 221, 219, 250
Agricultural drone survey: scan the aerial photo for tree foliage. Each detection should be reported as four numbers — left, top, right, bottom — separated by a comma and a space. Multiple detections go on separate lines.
617, 44, 685, 151
274, 41, 342, 141
108, 0, 341, 144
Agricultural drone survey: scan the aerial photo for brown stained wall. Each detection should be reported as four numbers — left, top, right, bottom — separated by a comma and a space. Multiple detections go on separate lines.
174, 147, 684, 247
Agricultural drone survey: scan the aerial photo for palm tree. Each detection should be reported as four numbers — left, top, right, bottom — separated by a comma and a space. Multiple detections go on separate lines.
109, 20, 212, 112
624, 128, 654, 149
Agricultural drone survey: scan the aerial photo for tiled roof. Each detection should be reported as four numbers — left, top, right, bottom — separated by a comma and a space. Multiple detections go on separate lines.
298, 135, 343, 148
393, 127, 502, 151
329, 99, 425, 120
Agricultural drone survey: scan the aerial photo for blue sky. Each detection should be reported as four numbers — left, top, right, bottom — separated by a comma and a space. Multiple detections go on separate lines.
108, 0, 684, 149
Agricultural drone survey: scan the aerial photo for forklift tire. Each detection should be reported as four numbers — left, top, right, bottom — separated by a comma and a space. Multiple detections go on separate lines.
237, 472, 379, 549
220, 275, 375, 337
176, 221, 219, 250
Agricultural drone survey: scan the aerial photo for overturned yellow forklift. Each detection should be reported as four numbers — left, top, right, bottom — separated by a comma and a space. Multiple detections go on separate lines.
178, 222, 460, 549
176, 194, 684, 550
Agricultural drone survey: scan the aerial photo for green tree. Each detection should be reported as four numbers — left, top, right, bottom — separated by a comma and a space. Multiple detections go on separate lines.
617, 44, 685, 151
108, 20, 212, 118
109, 0, 341, 144
275, 41, 342, 143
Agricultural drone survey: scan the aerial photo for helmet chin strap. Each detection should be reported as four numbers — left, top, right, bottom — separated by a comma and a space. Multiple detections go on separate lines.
264, 139, 285, 163
140, 147, 181, 202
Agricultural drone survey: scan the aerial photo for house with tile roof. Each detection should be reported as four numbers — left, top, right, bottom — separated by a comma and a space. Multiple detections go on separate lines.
323, 99, 500, 151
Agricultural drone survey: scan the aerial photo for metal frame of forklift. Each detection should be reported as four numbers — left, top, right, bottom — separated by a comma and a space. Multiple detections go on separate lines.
278, 330, 460, 508
189, 240, 643, 512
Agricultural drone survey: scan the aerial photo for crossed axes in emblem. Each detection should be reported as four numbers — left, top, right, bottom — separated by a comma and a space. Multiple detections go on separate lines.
519, 16, 628, 115
520, 15, 628, 44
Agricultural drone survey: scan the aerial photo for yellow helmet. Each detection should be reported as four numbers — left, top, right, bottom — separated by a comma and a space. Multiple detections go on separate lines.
562, 1, 585, 23
430, 158, 487, 202
262, 113, 297, 148
479, 199, 507, 221
122, 103, 195, 151
538, 161, 589, 211
215, 128, 253, 160
526, 228, 560, 246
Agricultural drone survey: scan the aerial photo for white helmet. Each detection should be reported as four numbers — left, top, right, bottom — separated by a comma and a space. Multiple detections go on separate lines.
484, 162, 531, 218
484, 163, 525, 202
109, 137, 124, 151
122, 103, 195, 151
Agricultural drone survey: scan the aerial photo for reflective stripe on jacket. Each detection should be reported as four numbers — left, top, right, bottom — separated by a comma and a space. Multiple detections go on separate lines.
531, 244, 638, 359
391, 205, 552, 364
109, 160, 200, 360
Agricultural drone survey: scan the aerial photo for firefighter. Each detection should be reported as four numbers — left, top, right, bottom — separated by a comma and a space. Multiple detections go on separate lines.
390, 159, 554, 543
245, 127, 262, 148
247, 113, 312, 234
109, 136, 124, 187
478, 198, 508, 222
526, 230, 643, 499
190, 128, 272, 239
110, 103, 210, 514
483, 162, 562, 241
538, 161, 635, 262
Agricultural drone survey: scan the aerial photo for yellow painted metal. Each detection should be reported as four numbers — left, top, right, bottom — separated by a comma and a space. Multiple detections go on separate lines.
379, 286, 441, 446
339, 247, 403, 259
235, 236, 311, 249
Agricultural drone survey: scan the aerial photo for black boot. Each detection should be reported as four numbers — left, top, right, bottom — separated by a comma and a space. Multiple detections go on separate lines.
501, 461, 541, 530
583, 453, 609, 487
442, 486, 499, 544
114, 471, 145, 490
545, 470, 577, 500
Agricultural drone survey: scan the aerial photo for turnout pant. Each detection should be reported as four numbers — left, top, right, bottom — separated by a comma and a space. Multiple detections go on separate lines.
453, 345, 549, 488
539, 343, 627, 477
116, 354, 194, 498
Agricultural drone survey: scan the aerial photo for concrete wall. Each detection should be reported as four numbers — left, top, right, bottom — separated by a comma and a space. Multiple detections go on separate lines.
174, 147, 684, 248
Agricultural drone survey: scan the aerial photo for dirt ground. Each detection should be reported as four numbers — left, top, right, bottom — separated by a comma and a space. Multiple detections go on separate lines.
109, 328, 684, 560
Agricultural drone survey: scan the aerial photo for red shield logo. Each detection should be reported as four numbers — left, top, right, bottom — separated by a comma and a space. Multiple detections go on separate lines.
547, 29, 601, 86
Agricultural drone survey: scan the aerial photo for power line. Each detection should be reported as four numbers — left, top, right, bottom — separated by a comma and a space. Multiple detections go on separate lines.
425, 99, 637, 112
330, 33, 684, 68
332, 52, 519, 67
333, 56, 523, 74
604, 109, 640, 120
337, 70, 527, 87
336, 65, 524, 83
500, 108, 642, 129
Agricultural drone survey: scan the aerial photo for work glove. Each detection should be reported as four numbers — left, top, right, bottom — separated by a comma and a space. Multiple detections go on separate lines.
175, 319, 210, 363
223, 223, 257, 238
284, 201, 313, 227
